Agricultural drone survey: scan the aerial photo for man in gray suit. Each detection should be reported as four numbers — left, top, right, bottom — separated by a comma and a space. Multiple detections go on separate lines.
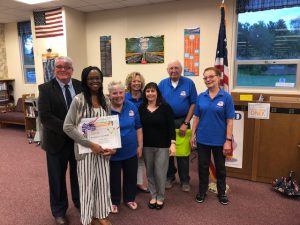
38, 56, 82, 225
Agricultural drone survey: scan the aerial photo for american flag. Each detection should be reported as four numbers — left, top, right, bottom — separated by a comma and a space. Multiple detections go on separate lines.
209, 3, 230, 184
33, 8, 63, 38
214, 4, 229, 92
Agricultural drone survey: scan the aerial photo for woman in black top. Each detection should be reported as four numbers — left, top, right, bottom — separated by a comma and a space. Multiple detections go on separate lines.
138, 82, 176, 210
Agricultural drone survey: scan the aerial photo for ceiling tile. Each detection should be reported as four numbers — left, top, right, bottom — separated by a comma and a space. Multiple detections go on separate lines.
0, 0, 178, 23
74, 5, 104, 12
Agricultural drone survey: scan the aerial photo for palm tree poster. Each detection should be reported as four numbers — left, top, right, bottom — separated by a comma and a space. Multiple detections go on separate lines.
125, 35, 164, 64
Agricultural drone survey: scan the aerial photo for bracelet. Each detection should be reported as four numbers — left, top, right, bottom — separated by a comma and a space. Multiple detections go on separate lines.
226, 138, 232, 142
171, 140, 176, 144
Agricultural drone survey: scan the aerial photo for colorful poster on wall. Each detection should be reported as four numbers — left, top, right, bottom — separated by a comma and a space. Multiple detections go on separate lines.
42, 49, 59, 82
125, 35, 164, 64
184, 27, 200, 76
225, 111, 244, 169
100, 36, 112, 77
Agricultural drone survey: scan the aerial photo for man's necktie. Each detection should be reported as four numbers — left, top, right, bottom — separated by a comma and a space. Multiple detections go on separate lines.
65, 84, 72, 109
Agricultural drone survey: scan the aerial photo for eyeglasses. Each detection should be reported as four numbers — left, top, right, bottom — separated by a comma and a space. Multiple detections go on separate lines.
203, 75, 217, 81
87, 77, 101, 81
56, 65, 72, 70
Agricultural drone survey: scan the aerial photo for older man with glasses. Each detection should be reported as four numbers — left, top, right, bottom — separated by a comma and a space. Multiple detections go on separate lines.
38, 56, 82, 225
158, 59, 197, 192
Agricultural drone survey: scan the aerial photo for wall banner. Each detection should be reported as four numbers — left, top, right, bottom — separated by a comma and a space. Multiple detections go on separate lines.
184, 27, 200, 76
42, 49, 58, 83
100, 36, 112, 77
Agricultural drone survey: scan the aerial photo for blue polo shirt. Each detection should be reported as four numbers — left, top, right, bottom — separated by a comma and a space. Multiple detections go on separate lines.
125, 92, 143, 109
158, 76, 197, 118
110, 100, 142, 161
194, 89, 235, 146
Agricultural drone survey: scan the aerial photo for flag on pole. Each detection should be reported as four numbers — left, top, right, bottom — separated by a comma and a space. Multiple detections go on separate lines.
33, 8, 64, 38
209, 2, 229, 185
214, 3, 229, 92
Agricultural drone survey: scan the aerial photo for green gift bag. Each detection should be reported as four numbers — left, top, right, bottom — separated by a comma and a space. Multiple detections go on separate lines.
175, 129, 192, 156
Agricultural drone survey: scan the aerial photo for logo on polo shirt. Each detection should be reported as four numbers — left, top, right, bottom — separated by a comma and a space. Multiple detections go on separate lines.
180, 91, 186, 97
129, 110, 135, 117
217, 101, 224, 107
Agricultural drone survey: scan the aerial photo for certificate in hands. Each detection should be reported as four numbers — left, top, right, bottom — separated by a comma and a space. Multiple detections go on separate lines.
78, 115, 121, 154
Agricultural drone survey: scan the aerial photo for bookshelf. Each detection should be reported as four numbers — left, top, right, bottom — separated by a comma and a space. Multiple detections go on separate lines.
0, 79, 14, 112
22, 94, 38, 143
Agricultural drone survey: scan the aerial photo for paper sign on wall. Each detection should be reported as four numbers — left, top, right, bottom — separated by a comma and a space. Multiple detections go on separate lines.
248, 103, 270, 119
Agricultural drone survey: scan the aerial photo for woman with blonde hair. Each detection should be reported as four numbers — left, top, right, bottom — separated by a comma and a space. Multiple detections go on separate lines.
125, 72, 149, 193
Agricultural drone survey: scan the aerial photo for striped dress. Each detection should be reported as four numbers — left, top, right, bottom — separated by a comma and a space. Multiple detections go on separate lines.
63, 94, 112, 225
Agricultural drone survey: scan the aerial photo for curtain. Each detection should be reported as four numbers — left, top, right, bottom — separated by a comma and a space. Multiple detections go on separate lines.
236, 0, 300, 13
17, 21, 32, 36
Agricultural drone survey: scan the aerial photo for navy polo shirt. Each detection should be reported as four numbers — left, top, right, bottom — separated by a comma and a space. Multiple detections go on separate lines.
158, 76, 197, 118
125, 92, 143, 109
110, 100, 142, 161
194, 89, 235, 146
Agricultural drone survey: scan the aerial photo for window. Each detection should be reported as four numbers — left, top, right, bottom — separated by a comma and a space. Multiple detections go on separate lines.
18, 21, 36, 84
235, 5, 300, 90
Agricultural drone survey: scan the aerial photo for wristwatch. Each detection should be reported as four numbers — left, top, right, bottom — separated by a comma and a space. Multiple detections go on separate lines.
226, 138, 232, 142
183, 121, 189, 126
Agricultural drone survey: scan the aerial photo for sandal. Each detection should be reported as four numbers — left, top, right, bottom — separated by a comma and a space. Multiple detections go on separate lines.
111, 204, 118, 214
125, 201, 138, 210
99, 218, 112, 225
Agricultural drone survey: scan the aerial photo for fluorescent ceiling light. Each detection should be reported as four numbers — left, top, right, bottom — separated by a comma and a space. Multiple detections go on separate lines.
16, 0, 54, 5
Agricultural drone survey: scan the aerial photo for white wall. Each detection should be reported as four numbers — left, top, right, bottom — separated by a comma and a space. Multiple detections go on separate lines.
65, 7, 87, 80
85, 0, 235, 94
5, 0, 236, 98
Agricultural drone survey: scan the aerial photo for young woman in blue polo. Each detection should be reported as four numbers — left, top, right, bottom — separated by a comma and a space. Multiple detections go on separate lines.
191, 67, 235, 206
108, 81, 143, 213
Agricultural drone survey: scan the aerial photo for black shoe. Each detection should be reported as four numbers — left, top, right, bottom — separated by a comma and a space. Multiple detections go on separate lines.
155, 202, 164, 210
55, 217, 68, 225
148, 201, 156, 209
218, 194, 228, 205
195, 193, 206, 203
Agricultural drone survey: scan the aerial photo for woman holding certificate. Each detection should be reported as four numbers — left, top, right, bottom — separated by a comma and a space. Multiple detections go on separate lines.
138, 82, 176, 210
63, 66, 114, 225
108, 81, 143, 213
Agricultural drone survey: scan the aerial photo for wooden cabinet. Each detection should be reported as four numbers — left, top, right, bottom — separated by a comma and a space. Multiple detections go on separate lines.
256, 110, 300, 182
0, 79, 14, 112
227, 93, 300, 183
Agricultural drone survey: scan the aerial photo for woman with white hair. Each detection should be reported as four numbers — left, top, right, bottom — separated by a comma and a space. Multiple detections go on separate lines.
108, 81, 143, 213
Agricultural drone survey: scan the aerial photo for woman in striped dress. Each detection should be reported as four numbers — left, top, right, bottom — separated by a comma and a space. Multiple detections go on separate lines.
64, 66, 115, 225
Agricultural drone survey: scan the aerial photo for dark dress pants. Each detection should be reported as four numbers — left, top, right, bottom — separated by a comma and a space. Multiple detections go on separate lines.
46, 143, 80, 217
197, 143, 226, 195
110, 155, 138, 205
167, 156, 190, 184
